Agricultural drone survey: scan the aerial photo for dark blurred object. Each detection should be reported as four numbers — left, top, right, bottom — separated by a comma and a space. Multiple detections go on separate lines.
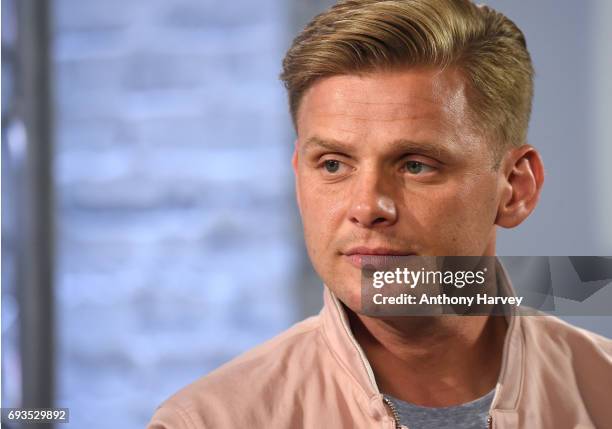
2, 0, 55, 427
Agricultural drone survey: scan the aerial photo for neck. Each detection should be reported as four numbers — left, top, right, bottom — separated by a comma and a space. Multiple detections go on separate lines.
349, 311, 507, 407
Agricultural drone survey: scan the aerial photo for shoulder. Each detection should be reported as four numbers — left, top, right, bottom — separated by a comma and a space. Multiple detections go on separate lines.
516, 312, 612, 426
518, 311, 612, 388
519, 311, 611, 356
148, 315, 325, 428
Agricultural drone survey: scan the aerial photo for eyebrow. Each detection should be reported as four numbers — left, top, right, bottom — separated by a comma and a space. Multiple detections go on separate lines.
300, 136, 456, 161
300, 136, 353, 154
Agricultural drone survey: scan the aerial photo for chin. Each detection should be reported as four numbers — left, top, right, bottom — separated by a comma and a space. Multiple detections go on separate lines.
326, 279, 363, 313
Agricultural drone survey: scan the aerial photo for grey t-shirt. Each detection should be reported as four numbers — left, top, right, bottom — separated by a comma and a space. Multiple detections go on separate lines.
384, 389, 495, 429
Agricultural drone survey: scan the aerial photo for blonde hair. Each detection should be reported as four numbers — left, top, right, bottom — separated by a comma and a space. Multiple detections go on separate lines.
280, 0, 534, 159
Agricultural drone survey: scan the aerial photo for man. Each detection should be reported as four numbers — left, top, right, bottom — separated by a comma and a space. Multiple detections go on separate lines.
149, 1, 611, 427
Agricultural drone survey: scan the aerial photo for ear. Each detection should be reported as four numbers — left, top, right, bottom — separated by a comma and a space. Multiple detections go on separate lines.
291, 140, 302, 214
291, 139, 299, 173
495, 145, 545, 228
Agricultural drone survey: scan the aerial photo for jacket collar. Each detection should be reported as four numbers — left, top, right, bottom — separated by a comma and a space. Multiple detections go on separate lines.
319, 258, 524, 417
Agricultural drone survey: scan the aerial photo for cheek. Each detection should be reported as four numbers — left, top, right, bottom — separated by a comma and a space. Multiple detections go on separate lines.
299, 168, 348, 215
297, 179, 346, 251
406, 176, 498, 253
454, 184, 498, 247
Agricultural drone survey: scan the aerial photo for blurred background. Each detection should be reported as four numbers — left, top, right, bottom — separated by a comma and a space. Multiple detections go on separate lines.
1, 0, 611, 428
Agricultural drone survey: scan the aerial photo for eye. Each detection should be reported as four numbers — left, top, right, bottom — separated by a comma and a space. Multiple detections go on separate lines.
318, 158, 352, 177
404, 160, 435, 175
323, 159, 341, 173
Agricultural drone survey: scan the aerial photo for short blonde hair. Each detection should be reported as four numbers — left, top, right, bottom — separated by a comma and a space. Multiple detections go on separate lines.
280, 0, 534, 159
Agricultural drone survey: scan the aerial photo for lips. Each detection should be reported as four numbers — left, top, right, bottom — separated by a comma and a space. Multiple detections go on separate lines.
343, 247, 415, 270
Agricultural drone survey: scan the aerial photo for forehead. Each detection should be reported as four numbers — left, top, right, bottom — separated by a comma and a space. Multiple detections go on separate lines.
296, 68, 479, 153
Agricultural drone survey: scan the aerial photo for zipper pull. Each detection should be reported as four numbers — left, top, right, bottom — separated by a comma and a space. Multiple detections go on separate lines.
487, 415, 493, 429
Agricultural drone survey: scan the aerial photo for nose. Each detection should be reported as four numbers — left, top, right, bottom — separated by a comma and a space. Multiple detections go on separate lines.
347, 170, 398, 228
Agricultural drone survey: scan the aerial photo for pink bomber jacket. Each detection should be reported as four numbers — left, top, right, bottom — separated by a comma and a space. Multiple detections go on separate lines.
148, 274, 612, 429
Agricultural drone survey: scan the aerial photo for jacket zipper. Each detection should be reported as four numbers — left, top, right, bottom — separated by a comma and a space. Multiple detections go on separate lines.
383, 397, 493, 429
335, 298, 403, 427
382, 396, 402, 429
333, 292, 497, 429
333, 298, 400, 427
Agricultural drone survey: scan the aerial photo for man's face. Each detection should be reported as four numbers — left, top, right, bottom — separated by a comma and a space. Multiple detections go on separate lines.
293, 68, 504, 312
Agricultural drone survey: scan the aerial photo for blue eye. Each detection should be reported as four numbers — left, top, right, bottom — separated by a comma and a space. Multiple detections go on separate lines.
324, 160, 340, 173
405, 161, 425, 174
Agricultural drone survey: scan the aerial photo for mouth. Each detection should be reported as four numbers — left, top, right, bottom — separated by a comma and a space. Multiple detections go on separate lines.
343, 247, 416, 270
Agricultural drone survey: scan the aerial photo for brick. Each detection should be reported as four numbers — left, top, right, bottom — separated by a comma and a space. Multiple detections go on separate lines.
51, 1, 299, 427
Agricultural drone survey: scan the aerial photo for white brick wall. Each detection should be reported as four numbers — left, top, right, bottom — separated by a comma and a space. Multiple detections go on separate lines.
52, 1, 299, 427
